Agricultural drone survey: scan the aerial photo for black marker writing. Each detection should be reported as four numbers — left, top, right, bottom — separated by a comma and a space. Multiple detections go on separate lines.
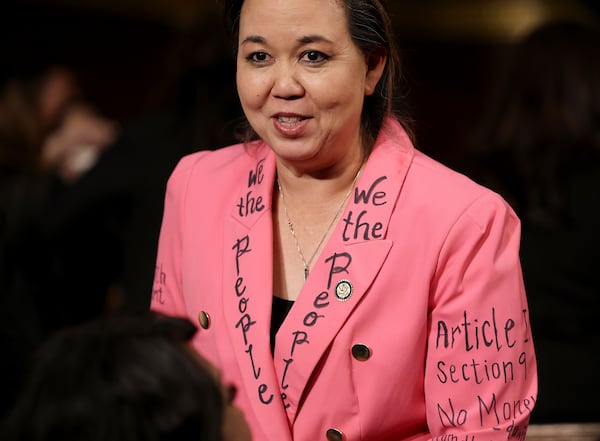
432, 435, 474, 441
437, 398, 468, 428
521, 309, 530, 343
436, 308, 517, 352
236, 314, 257, 346
342, 175, 387, 241
258, 384, 274, 405
291, 331, 309, 357
245, 344, 261, 379
248, 158, 265, 187
437, 358, 516, 385
232, 236, 251, 275
477, 393, 536, 427
152, 264, 167, 305
342, 210, 384, 241
237, 191, 265, 217
354, 175, 388, 206
325, 252, 351, 290
230, 233, 274, 406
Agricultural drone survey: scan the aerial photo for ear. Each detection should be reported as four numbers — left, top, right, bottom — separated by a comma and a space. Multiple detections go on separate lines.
364, 47, 387, 96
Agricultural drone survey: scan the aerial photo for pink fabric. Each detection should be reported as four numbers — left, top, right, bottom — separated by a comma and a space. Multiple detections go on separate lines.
152, 118, 537, 441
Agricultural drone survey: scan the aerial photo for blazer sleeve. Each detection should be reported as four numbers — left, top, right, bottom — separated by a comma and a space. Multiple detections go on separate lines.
150, 154, 205, 318
425, 192, 538, 440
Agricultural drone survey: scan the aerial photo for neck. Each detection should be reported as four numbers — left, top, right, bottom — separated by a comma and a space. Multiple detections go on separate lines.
275, 153, 365, 205
275, 158, 365, 285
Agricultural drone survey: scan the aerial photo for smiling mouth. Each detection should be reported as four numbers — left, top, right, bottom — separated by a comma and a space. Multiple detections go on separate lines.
276, 115, 307, 125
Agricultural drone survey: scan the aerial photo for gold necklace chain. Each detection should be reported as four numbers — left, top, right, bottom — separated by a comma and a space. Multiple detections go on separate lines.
276, 164, 364, 281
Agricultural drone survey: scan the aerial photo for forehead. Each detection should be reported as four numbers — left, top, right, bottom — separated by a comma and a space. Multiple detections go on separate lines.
239, 0, 348, 36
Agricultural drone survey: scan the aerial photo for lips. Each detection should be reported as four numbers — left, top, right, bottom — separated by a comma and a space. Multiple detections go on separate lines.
272, 114, 310, 137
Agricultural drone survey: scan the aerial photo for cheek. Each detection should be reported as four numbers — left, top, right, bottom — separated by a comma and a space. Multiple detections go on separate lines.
237, 70, 268, 110
236, 75, 251, 107
313, 76, 365, 113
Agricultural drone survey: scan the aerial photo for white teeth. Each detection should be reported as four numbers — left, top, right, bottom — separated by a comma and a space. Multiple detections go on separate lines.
277, 116, 302, 124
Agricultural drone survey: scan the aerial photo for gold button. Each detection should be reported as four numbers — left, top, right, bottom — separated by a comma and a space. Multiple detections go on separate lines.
198, 311, 211, 329
352, 344, 371, 361
326, 428, 344, 441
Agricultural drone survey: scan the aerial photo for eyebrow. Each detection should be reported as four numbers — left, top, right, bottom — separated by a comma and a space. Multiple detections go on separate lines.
240, 35, 266, 45
298, 34, 334, 44
240, 34, 333, 46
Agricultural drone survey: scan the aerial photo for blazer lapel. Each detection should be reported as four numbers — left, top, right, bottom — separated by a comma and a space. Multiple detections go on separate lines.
273, 119, 415, 425
221, 146, 292, 441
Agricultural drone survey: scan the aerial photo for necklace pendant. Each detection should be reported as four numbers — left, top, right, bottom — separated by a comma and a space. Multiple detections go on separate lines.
277, 164, 364, 287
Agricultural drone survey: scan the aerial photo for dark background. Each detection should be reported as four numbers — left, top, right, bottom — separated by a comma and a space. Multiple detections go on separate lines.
2, 0, 599, 425
4, 0, 599, 158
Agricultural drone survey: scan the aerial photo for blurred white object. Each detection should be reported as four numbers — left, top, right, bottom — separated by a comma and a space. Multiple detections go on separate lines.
41, 104, 118, 183
65, 144, 100, 175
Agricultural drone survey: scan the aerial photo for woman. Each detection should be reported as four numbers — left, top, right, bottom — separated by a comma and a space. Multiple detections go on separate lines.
1, 312, 251, 441
151, 0, 537, 440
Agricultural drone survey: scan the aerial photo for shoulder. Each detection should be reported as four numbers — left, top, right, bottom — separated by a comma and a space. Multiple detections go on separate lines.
166, 142, 267, 188
170, 143, 247, 179
410, 150, 488, 195
373, 117, 516, 227
405, 149, 518, 229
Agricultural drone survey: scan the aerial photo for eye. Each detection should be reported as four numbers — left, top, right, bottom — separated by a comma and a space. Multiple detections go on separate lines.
301, 50, 329, 64
246, 51, 272, 65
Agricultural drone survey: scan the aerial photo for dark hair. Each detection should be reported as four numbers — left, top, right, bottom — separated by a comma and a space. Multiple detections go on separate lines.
0, 72, 49, 171
224, 0, 413, 152
1, 312, 224, 441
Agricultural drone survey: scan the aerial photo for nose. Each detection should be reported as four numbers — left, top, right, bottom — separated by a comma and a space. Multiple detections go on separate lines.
271, 63, 304, 100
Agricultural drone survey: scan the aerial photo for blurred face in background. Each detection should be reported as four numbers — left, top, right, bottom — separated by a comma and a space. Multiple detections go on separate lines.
38, 67, 79, 128
186, 344, 252, 441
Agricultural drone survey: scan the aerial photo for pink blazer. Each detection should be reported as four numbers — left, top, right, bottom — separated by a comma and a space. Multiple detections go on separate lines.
151, 118, 537, 441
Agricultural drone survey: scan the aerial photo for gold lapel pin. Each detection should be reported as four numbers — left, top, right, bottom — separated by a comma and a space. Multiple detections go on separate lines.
335, 279, 353, 301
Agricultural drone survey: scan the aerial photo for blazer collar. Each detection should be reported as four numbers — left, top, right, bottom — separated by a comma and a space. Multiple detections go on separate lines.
222, 145, 292, 439
228, 143, 277, 230
274, 118, 415, 423
223, 118, 415, 429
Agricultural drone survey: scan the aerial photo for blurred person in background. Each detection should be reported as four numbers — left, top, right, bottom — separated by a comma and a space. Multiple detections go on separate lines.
0, 4, 240, 419
455, 20, 600, 422
101, 17, 240, 313
0, 311, 251, 441
0, 59, 120, 417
